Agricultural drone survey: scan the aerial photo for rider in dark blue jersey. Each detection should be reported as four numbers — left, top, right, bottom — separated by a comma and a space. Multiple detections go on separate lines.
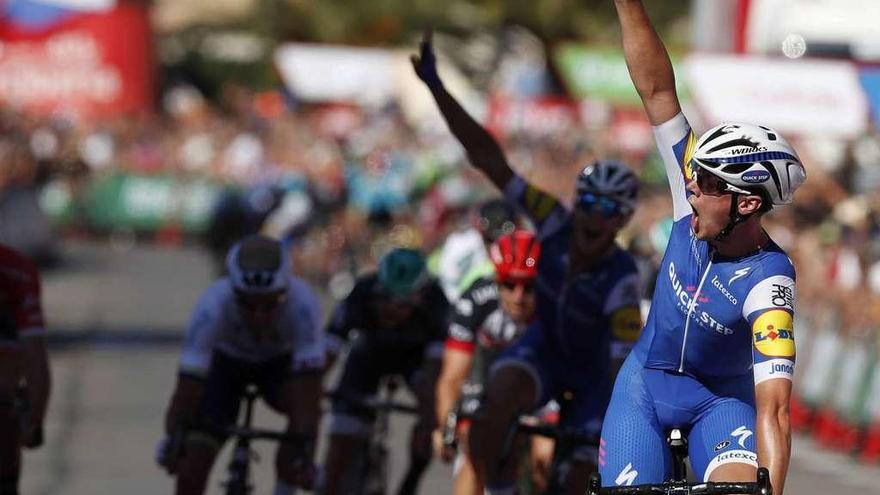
413, 30, 643, 495
600, 3, 808, 494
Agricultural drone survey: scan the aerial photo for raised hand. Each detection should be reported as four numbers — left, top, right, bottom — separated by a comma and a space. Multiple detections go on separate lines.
410, 28, 444, 89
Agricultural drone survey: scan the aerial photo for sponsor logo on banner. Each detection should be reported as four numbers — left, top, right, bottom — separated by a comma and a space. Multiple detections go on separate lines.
753, 310, 795, 357
0, 3, 154, 119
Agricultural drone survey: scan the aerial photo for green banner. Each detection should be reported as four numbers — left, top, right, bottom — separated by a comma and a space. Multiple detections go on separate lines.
553, 43, 689, 105
41, 172, 224, 233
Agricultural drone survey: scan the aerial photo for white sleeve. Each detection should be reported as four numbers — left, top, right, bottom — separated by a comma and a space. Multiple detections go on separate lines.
652, 112, 695, 221
179, 292, 222, 377
290, 282, 326, 373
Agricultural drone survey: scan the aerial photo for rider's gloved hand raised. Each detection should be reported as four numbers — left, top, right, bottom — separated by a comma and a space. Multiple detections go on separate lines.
410, 28, 444, 90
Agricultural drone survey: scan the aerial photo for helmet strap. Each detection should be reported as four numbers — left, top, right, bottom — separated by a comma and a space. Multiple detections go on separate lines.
714, 193, 754, 242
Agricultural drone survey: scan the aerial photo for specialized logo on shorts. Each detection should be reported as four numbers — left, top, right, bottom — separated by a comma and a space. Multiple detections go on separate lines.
714, 440, 730, 451
753, 310, 795, 357
611, 307, 642, 342
731, 426, 753, 448
615, 463, 638, 486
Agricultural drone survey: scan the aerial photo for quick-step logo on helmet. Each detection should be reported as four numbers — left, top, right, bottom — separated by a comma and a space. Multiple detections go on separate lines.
740, 170, 771, 183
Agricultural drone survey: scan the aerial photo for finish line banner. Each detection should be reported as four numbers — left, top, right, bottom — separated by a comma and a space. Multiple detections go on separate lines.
0, 0, 154, 119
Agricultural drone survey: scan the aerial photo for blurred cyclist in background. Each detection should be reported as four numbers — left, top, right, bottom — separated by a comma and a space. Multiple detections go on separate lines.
0, 244, 50, 495
434, 229, 551, 494
322, 247, 449, 495
413, 30, 643, 494
157, 235, 324, 495
599, 2, 807, 493
429, 198, 518, 302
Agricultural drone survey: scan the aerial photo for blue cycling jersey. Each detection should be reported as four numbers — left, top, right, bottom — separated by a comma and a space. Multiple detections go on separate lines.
632, 113, 797, 384
503, 176, 642, 364
599, 112, 799, 485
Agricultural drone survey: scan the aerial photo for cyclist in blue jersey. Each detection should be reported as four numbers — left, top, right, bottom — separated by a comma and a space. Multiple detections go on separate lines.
413, 30, 643, 495
599, 3, 808, 495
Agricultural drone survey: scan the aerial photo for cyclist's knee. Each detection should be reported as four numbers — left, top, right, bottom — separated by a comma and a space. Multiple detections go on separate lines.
486, 363, 538, 411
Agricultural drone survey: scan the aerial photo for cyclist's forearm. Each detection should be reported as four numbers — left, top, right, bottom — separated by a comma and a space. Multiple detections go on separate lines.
22, 336, 50, 424
431, 86, 513, 189
435, 374, 464, 426
756, 407, 791, 495
164, 375, 204, 435
288, 373, 322, 435
614, 0, 680, 124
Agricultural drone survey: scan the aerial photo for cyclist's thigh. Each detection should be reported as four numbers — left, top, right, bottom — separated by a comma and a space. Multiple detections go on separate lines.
598, 354, 669, 486
490, 323, 551, 407
688, 398, 757, 482
199, 351, 248, 440
329, 339, 385, 436
254, 352, 294, 413
560, 386, 605, 463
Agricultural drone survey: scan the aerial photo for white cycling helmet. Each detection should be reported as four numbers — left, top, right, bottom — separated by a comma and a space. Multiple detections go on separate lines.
226, 235, 290, 295
575, 160, 639, 216
691, 122, 806, 206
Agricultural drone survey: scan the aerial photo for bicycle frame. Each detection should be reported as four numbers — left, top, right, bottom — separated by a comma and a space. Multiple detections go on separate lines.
221, 385, 311, 495
588, 429, 772, 495
327, 377, 421, 495
223, 387, 259, 495
515, 419, 600, 495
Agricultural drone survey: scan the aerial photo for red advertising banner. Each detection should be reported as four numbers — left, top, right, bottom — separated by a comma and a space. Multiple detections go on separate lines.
486, 94, 581, 139
0, 3, 154, 119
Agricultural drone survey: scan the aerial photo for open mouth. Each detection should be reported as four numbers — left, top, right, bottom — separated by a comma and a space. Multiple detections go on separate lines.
691, 205, 700, 231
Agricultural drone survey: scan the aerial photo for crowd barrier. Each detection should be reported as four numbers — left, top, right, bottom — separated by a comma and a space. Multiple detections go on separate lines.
792, 316, 880, 464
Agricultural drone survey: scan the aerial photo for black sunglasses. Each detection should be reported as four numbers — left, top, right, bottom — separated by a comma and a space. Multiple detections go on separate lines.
500, 280, 536, 292
235, 290, 286, 312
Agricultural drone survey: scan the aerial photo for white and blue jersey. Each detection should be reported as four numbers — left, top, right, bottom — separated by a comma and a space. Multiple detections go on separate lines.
599, 113, 797, 485
493, 175, 642, 452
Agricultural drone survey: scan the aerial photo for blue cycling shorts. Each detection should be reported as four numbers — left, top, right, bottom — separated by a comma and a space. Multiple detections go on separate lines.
599, 353, 758, 486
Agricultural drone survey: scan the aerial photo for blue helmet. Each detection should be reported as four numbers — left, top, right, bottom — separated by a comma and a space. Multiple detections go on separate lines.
575, 160, 639, 216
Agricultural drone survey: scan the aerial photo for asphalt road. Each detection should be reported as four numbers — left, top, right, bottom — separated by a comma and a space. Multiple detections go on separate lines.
17, 241, 880, 494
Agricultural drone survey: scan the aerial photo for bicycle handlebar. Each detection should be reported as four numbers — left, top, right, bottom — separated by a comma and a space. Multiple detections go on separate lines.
590, 467, 772, 495
595, 482, 767, 495
221, 426, 310, 444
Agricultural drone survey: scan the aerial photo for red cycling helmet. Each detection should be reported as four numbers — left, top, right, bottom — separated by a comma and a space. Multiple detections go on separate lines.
489, 230, 540, 283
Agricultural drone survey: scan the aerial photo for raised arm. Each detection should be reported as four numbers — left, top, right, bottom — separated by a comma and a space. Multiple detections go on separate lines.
614, 0, 681, 124
412, 29, 513, 189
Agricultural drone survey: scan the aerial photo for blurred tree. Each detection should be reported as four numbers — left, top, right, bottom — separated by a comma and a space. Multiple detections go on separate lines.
155, 0, 690, 98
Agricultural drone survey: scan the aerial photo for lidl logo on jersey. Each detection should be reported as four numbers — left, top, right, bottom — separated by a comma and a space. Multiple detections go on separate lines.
611, 307, 642, 342
752, 310, 795, 357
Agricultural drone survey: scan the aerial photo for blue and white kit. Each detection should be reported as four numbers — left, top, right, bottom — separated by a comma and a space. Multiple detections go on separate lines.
492, 175, 642, 457
179, 275, 324, 440
599, 113, 797, 485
